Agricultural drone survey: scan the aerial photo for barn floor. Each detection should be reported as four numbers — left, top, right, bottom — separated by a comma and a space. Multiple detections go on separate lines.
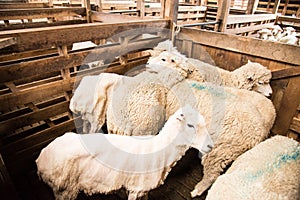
12, 149, 207, 200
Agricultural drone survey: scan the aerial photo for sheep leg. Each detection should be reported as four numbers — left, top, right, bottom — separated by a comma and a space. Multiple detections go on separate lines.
128, 192, 148, 200
192, 141, 248, 197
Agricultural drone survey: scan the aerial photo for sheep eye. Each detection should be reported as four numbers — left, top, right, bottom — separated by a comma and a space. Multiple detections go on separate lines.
187, 123, 194, 128
180, 114, 184, 117
161, 58, 166, 61
171, 59, 175, 63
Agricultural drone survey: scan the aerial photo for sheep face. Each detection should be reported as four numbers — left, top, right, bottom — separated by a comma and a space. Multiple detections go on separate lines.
235, 61, 272, 97
258, 29, 273, 40
252, 80, 273, 97
174, 105, 214, 154
146, 51, 188, 74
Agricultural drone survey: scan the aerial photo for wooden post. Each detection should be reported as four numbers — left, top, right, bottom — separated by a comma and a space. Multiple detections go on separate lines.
282, 0, 289, 16
161, 0, 179, 42
137, 0, 145, 18
215, 0, 230, 32
161, 0, 178, 23
48, 0, 53, 7
246, 0, 259, 14
272, 0, 281, 14
95, 0, 102, 12
84, 0, 91, 23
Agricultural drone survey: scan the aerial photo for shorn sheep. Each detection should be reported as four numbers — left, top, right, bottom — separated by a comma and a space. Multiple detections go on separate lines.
36, 105, 214, 200
147, 40, 273, 97
204, 135, 300, 200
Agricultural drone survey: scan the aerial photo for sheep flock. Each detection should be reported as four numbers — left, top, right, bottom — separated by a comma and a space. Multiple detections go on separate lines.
257, 25, 300, 45
36, 40, 300, 200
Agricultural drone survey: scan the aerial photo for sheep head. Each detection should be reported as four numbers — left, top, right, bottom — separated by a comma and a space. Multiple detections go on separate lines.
170, 105, 214, 155
233, 60, 272, 97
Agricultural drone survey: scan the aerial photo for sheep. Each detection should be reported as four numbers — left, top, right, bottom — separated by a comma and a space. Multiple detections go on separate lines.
106, 68, 189, 136
257, 28, 276, 41
69, 73, 123, 133
164, 80, 276, 197
36, 105, 214, 200
271, 25, 284, 40
203, 135, 300, 200
147, 48, 273, 97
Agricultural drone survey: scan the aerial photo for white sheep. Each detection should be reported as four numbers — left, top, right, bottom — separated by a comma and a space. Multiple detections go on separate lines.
147, 48, 273, 97
271, 25, 284, 40
36, 105, 214, 200
69, 73, 123, 133
203, 135, 300, 200
107, 78, 275, 196
257, 28, 276, 41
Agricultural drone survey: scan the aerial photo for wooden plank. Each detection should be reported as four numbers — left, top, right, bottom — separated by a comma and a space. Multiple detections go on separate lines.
272, 67, 300, 80
277, 15, 300, 24
0, 37, 163, 84
0, 3, 49, 9
0, 19, 87, 31
0, 19, 170, 53
226, 14, 276, 25
225, 22, 275, 34
177, 28, 300, 65
246, 0, 259, 14
215, 0, 230, 32
0, 79, 74, 112
2, 112, 72, 154
0, 37, 16, 49
0, 7, 86, 20
4, 119, 77, 175
271, 76, 300, 136
0, 101, 70, 135
162, 0, 179, 23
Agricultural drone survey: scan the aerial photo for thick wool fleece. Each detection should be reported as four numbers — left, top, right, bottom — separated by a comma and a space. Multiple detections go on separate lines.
205, 135, 300, 200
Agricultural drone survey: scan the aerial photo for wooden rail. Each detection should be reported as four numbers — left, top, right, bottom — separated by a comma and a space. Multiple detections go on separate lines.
0, 19, 170, 53
0, 7, 86, 20
225, 14, 277, 35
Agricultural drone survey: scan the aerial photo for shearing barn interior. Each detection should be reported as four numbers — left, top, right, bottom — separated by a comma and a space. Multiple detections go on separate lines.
0, 0, 300, 199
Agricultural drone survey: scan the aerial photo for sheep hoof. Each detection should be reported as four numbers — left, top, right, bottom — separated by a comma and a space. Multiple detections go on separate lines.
190, 189, 199, 198
192, 179, 212, 197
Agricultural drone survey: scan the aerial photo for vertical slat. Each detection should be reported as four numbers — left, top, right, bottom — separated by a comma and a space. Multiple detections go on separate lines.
137, 0, 145, 18
215, 0, 230, 32
272, 0, 281, 14
246, 0, 260, 14
271, 76, 300, 136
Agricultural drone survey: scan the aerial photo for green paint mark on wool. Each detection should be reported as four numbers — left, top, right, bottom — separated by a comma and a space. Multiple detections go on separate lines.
189, 82, 231, 98
246, 147, 300, 181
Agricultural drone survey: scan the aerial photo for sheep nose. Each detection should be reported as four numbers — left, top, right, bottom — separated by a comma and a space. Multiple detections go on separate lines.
207, 145, 213, 150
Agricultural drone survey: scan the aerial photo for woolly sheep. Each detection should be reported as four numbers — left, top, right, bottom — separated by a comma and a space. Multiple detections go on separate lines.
106, 67, 189, 136
203, 135, 300, 200
69, 73, 123, 133
271, 25, 284, 40
165, 81, 276, 197
36, 105, 214, 200
147, 47, 273, 97
257, 28, 276, 41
